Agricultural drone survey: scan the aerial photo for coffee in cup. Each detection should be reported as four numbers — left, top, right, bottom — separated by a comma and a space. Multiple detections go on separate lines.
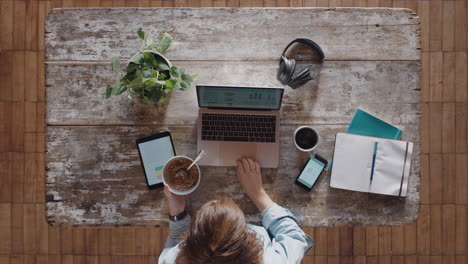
294, 126, 320, 152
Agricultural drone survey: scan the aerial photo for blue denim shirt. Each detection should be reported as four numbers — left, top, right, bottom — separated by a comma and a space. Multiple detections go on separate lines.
159, 203, 314, 264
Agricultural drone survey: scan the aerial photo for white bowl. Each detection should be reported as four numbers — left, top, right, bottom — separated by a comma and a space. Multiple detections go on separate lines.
162, 155, 201, 195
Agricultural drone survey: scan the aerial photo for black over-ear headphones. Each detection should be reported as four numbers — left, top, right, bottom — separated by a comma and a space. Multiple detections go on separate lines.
277, 38, 325, 89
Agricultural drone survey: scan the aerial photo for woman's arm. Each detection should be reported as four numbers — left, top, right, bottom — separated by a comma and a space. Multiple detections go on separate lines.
236, 158, 314, 264
162, 185, 190, 248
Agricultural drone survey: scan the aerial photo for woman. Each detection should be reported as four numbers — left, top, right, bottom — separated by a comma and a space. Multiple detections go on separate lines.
159, 158, 314, 264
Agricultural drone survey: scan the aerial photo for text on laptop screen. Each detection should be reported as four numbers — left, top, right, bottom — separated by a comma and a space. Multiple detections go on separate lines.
197, 86, 283, 110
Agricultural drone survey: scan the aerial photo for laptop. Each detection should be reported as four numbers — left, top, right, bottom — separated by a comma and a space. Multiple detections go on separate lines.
196, 85, 284, 168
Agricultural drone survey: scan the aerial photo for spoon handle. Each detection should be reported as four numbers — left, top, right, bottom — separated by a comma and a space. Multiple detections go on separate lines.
187, 150, 205, 171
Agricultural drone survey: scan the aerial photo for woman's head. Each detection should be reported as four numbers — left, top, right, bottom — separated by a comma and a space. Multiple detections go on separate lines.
176, 198, 263, 264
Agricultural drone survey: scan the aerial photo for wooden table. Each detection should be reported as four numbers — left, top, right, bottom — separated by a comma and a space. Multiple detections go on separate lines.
45, 8, 421, 227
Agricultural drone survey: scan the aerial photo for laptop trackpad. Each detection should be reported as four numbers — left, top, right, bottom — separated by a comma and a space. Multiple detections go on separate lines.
220, 142, 258, 166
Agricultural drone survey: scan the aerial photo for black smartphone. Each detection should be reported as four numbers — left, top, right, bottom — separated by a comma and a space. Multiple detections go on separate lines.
295, 154, 328, 191
136, 131, 176, 189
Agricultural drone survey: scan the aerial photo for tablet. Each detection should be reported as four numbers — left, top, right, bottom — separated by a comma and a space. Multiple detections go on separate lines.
136, 131, 176, 189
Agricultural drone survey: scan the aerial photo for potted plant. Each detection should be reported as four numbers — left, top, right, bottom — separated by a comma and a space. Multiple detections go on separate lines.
105, 28, 196, 104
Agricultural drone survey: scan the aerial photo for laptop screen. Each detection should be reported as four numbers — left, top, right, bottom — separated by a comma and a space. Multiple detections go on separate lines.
197, 85, 284, 110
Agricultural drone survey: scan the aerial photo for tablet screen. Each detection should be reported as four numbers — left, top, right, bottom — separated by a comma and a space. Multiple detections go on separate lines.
137, 134, 175, 186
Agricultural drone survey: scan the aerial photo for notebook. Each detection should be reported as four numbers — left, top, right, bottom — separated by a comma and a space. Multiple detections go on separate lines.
330, 133, 413, 197
346, 109, 402, 139
328, 109, 403, 170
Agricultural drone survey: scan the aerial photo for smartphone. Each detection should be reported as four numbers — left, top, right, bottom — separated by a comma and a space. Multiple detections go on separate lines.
295, 154, 328, 191
136, 131, 176, 189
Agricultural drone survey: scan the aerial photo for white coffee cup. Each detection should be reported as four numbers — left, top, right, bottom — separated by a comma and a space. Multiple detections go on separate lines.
294, 126, 320, 152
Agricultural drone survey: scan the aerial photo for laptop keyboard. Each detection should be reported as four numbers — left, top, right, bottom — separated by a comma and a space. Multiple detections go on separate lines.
201, 113, 276, 143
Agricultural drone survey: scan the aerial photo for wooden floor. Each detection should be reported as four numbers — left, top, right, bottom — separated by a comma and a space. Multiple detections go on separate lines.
0, 0, 466, 263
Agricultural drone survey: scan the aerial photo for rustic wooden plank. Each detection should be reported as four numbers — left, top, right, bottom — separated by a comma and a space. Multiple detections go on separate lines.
23, 204, 37, 254
0, 153, 11, 203
0, 52, 13, 102
429, 103, 442, 153
455, 52, 467, 102
442, 53, 455, 102
417, 204, 430, 255
403, 221, 417, 255
13, 0, 26, 51
25, 51, 38, 102
378, 226, 391, 255
36, 153, 45, 203
0, 203, 11, 255
35, 204, 48, 255
455, 205, 467, 255
46, 124, 420, 226
339, 226, 352, 256
45, 8, 420, 62
23, 153, 37, 203
148, 228, 162, 256
46, 61, 420, 126
442, 204, 455, 255
111, 228, 124, 255
353, 226, 365, 256
429, 52, 443, 102
430, 204, 442, 255
390, 225, 404, 255
429, 154, 443, 204
0, 0, 14, 50
47, 226, 61, 255
25, 0, 39, 51
327, 227, 339, 255
11, 204, 23, 254
366, 226, 378, 256
60, 227, 73, 255
134, 228, 149, 255
418, 0, 429, 52
11, 153, 24, 203
122, 228, 136, 255
455, 103, 467, 153
454, 1, 466, 51
314, 227, 327, 255
85, 228, 99, 255
442, 154, 455, 204
429, 0, 443, 51
11, 52, 25, 102
455, 154, 468, 205
11, 102, 25, 152
441, 0, 454, 52
420, 154, 429, 204
98, 228, 111, 255
72, 228, 86, 255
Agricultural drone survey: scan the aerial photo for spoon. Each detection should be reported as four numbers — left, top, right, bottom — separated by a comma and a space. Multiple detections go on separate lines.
175, 150, 205, 177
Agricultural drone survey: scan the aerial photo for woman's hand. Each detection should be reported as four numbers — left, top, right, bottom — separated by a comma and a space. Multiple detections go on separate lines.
236, 158, 274, 212
163, 185, 186, 216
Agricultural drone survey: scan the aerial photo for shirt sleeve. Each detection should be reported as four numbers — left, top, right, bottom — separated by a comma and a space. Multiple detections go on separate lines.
164, 215, 192, 248
261, 203, 314, 264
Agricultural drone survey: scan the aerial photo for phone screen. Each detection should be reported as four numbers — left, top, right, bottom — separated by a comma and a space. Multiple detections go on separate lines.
297, 157, 326, 189
137, 134, 175, 187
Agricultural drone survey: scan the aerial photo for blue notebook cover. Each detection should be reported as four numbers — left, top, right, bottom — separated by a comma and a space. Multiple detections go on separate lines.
346, 109, 403, 139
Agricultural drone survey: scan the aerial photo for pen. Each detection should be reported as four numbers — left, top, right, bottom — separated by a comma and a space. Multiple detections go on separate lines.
370, 141, 378, 182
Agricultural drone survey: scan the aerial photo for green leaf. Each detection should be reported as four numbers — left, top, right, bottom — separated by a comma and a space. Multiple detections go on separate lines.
165, 79, 176, 90
111, 56, 120, 71
180, 81, 189, 91
159, 91, 168, 103
159, 32, 173, 53
181, 72, 193, 83
137, 28, 145, 40
114, 83, 127, 95
125, 63, 139, 73
173, 81, 182, 90
129, 78, 144, 91
170, 67, 181, 78
131, 53, 145, 64
143, 52, 157, 68
157, 62, 170, 71
105, 85, 113, 99
142, 70, 153, 78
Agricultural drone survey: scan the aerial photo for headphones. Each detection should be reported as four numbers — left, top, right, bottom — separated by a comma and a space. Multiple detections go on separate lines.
277, 38, 325, 89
